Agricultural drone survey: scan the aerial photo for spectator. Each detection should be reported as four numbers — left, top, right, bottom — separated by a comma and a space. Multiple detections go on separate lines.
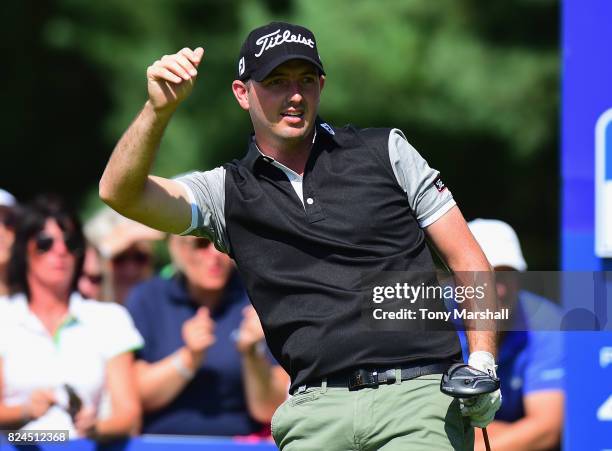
78, 244, 104, 300
126, 234, 289, 436
0, 195, 142, 440
462, 219, 564, 451
0, 189, 17, 297
85, 207, 163, 303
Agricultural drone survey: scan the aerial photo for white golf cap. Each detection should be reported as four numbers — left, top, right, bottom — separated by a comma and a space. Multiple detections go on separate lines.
84, 206, 164, 259
467, 218, 527, 271
0, 189, 16, 208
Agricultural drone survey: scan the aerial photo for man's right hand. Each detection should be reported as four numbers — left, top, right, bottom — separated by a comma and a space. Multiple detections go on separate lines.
100, 47, 200, 237
146, 47, 204, 113
182, 306, 216, 363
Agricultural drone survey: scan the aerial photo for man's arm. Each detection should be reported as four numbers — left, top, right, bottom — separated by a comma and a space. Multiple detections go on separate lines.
425, 205, 496, 355
426, 207, 501, 428
99, 47, 203, 234
387, 129, 495, 353
474, 391, 564, 451
236, 306, 290, 423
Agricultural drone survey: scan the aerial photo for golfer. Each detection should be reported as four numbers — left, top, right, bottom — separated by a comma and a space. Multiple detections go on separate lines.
100, 22, 500, 450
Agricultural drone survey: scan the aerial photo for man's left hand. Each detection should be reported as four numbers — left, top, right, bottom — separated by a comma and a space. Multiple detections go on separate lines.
461, 351, 502, 428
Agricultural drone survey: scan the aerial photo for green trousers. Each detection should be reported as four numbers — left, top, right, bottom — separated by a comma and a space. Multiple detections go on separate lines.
271, 373, 474, 451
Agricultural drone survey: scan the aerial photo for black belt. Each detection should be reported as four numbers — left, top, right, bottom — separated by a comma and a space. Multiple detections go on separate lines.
294, 362, 451, 394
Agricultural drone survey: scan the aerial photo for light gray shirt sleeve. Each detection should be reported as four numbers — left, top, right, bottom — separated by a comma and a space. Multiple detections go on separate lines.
174, 166, 229, 253
388, 129, 456, 228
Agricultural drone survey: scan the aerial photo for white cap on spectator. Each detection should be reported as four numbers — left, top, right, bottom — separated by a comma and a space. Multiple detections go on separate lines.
0, 189, 16, 208
468, 218, 527, 271
84, 206, 164, 259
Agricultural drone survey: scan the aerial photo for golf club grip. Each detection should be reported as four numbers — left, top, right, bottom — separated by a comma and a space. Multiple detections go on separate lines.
482, 427, 492, 451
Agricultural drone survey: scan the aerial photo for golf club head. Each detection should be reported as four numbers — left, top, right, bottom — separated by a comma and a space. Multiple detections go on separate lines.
440, 363, 500, 398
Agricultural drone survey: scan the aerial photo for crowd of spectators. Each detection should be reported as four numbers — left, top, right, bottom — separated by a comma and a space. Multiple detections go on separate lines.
0, 191, 288, 442
0, 189, 564, 449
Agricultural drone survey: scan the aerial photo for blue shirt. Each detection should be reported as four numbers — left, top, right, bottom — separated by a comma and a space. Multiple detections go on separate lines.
458, 291, 565, 422
125, 273, 264, 436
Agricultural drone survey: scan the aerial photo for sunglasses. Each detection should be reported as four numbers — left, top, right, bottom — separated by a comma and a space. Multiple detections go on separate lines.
112, 250, 152, 266
35, 232, 82, 255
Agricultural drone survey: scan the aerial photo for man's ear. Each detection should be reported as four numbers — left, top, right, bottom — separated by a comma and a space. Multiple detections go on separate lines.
231, 80, 250, 110
319, 75, 326, 92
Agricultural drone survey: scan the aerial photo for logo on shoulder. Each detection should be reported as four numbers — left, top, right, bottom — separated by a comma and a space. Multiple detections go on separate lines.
433, 176, 446, 192
320, 122, 335, 135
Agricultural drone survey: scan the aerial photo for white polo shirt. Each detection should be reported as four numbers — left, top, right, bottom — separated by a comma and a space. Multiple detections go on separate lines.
0, 292, 143, 439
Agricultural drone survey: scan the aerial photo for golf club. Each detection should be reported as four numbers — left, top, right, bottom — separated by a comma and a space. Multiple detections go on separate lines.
440, 363, 500, 451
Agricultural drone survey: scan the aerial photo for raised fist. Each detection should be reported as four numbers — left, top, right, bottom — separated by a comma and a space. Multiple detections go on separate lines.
146, 47, 204, 112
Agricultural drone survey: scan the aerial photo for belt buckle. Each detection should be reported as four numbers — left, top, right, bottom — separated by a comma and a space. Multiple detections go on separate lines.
348, 369, 379, 391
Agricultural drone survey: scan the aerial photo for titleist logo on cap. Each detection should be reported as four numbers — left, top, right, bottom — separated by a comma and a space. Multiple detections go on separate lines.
254, 29, 315, 57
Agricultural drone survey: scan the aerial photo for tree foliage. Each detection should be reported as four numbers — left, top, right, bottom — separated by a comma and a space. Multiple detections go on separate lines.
2, 0, 559, 267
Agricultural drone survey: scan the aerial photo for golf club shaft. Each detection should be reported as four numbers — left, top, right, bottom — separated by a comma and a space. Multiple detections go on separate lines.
482, 427, 491, 451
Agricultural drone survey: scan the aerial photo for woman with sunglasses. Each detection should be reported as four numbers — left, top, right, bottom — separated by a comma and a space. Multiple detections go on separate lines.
0, 195, 143, 440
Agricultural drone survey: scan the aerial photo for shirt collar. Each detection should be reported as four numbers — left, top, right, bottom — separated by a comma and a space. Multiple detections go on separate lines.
66, 292, 88, 322
242, 117, 339, 174
8, 292, 83, 331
